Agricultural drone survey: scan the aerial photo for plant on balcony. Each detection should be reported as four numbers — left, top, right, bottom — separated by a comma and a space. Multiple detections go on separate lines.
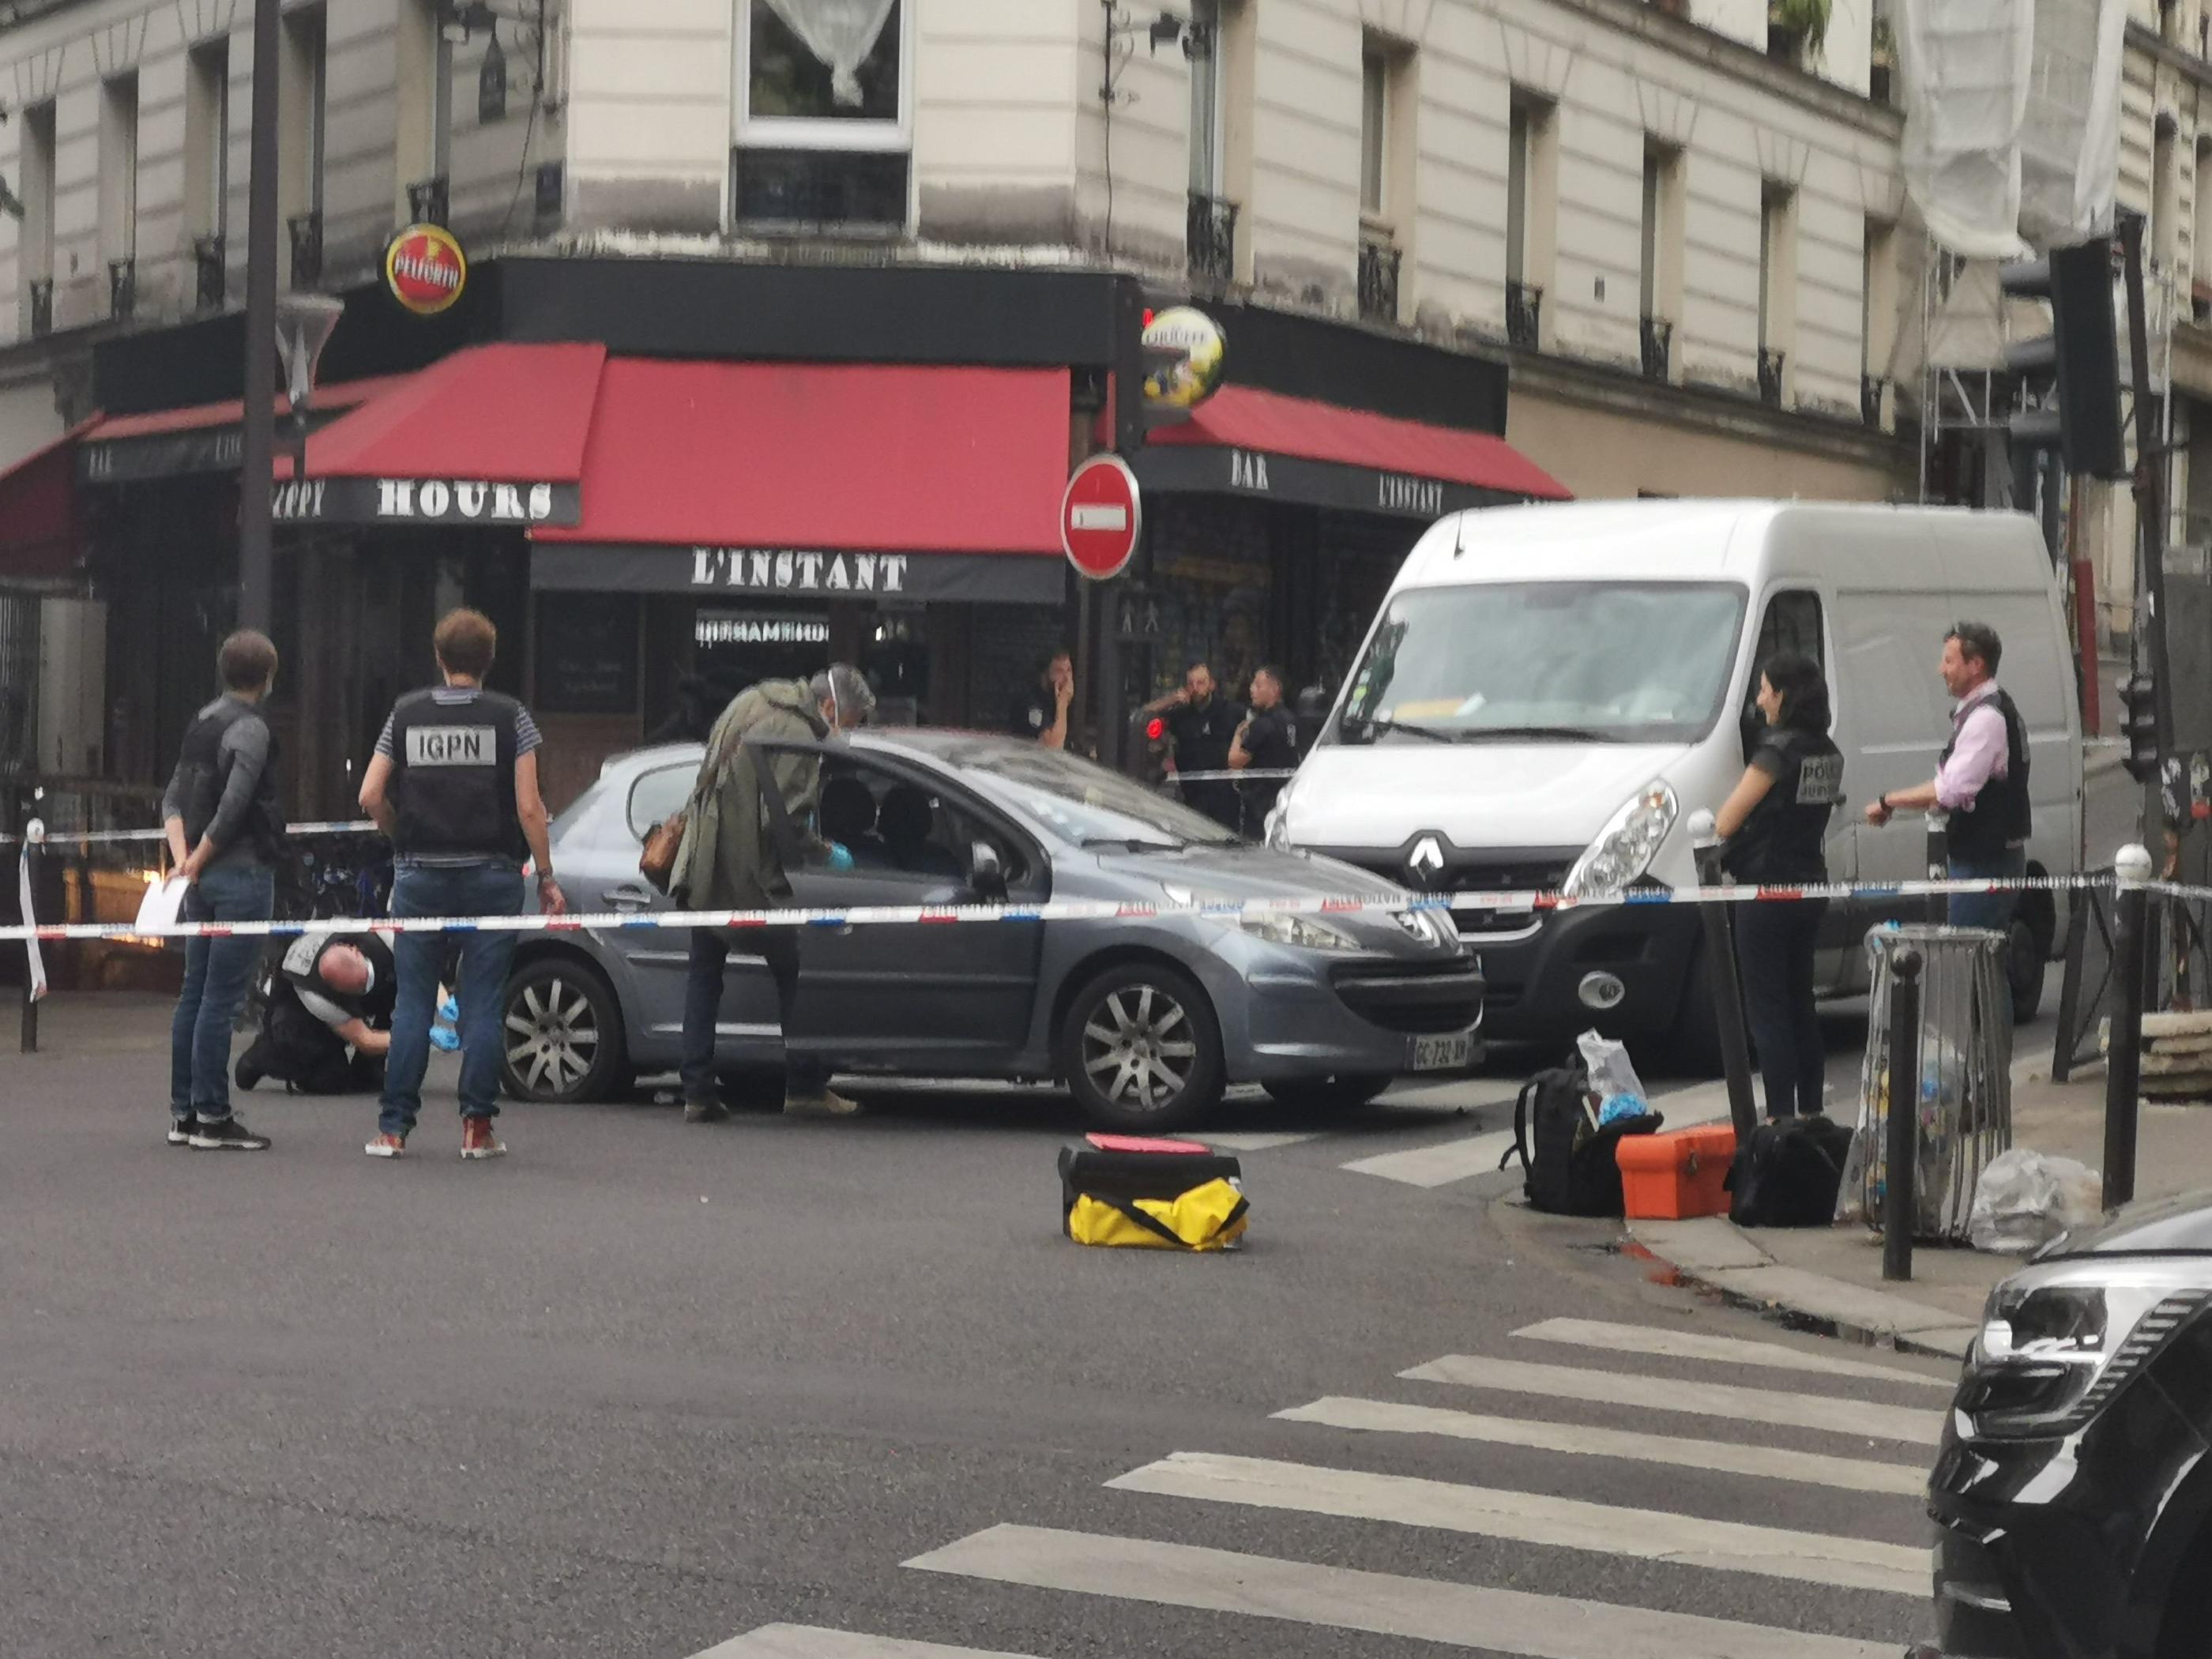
1768, 0, 1831, 60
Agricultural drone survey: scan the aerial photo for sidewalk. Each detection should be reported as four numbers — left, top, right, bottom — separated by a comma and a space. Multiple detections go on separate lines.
1629, 1053, 2212, 1360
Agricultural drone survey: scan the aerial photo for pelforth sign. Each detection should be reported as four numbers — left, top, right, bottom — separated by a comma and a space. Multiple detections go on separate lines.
384, 224, 467, 316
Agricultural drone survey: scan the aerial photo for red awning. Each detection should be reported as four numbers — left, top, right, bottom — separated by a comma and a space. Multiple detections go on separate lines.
1146, 384, 1570, 501
289, 343, 607, 481
88, 376, 405, 443
532, 359, 1071, 552
0, 418, 99, 578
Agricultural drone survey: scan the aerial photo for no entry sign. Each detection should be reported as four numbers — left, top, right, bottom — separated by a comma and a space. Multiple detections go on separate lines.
1061, 453, 1142, 581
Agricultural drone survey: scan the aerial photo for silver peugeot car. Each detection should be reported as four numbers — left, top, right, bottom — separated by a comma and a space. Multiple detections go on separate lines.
502, 732, 1483, 1130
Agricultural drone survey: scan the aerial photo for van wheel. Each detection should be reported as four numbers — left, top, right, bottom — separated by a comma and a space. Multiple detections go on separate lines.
501, 957, 633, 1104
1059, 962, 1224, 1132
2007, 916, 2046, 1022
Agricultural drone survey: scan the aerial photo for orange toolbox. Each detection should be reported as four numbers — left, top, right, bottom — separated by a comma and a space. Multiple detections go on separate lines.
1616, 1123, 1738, 1221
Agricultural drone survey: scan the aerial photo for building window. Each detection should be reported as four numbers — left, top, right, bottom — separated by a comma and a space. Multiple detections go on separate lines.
2195, 138, 2212, 320
1190, 0, 1223, 197
2154, 115, 2180, 271
186, 39, 230, 243
1862, 217, 1896, 423
735, 0, 912, 231
283, 4, 327, 286
397, 0, 451, 224
1759, 181, 1796, 405
21, 100, 55, 337
1359, 46, 1387, 216
100, 73, 140, 307
1506, 92, 1555, 349
1639, 141, 1683, 380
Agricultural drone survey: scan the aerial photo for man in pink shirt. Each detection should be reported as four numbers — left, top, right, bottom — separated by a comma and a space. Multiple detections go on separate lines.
1863, 620, 2032, 944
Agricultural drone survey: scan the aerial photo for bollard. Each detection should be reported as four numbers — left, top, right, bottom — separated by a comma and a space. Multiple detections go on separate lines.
17, 818, 43, 1054
1883, 946, 1924, 1282
2103, 842, 2154, 1212
1924, 811, 1950, 927
1687, 808, 1760, 1146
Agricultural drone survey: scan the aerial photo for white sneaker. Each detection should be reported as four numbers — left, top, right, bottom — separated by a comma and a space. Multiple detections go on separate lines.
784, 1087, 862, 1119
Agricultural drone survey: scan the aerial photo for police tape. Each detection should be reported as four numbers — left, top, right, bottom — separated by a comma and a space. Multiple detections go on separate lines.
0, 818, 378, 848
1157, 769, 1299, 784
0, 870, 2119, 946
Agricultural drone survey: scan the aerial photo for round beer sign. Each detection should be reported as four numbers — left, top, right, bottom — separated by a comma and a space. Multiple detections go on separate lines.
385, 224, 468, 316
1142, 306, 1227, 409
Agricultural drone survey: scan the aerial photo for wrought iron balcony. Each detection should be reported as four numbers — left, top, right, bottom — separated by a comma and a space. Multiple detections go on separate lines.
1862, 373, 1889, 427
1187, 191, 1237, 284
1358, 236, 1401, 324
108, 259, 135, 322
408, 174, 450, 227
288, 211, 323, 290
194, 235, 227, 311
28, 278, 52, 338
1507, 280, 1543, 348
1759, 347, 1788, 406
1640, 315, 1672, 381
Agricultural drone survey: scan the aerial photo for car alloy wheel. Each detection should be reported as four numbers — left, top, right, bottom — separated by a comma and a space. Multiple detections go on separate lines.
1060, 961, 1224, 1131
501, 958, 630, 1104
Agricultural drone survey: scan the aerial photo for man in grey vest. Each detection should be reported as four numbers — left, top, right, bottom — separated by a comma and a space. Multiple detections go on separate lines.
358, 608, 566, 1160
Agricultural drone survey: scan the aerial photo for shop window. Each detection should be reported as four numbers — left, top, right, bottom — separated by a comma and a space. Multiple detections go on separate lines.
734, 0, 912, 233
535, 593, 641, 715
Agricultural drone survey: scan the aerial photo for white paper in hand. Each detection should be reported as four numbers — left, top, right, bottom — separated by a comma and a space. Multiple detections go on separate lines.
135, 875, 188, 935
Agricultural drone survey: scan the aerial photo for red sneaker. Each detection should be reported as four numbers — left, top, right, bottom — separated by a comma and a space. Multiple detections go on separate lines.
461, 1118, 507, 1161
364, 1132, 406, 1159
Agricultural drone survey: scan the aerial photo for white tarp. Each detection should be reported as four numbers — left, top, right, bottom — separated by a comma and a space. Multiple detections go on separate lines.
759, 0, 900, 107
1898, 0, 2122, 257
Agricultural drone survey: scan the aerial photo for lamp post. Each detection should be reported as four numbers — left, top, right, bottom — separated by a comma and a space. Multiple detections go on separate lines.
276, 294, 346, 487
238, 0, 282, 632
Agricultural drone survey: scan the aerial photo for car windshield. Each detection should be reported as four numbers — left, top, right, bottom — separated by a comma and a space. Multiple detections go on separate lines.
1331, 581, 1748, 747
924, 738, 1241, 848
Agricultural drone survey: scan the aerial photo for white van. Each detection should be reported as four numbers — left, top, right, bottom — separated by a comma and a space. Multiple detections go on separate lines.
1271, 500, 2083, 1063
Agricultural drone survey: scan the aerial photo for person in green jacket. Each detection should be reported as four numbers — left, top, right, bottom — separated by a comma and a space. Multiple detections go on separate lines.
670, 665, 875, 1123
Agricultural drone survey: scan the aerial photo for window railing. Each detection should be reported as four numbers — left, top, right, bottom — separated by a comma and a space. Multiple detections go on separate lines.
288, 211, 323, 290
408, 174, 450, 227
1507, 279, 1543, 348
108, 259, 135, 322
1862, 373, 1889, 427
194, 235, 227, 310
1357, 235, 1401, 324
1187, 191, 1237, 284
1640, 314, 1672, 381
533, 161, 564, 234
28, 278, 52, 338
1759, 347, 1788, 406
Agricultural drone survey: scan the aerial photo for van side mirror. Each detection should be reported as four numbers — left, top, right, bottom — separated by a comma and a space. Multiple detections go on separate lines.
969, 841, 1007, 901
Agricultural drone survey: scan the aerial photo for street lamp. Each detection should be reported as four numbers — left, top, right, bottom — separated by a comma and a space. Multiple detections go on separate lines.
239, 0, 281, 632
276, 293, 345, 487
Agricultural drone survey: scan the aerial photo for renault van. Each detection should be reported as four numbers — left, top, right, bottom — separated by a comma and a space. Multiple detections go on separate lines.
1270, 500, 2083, 1064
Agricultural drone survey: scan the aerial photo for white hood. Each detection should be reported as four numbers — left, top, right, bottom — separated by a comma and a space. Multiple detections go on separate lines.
1281, 740, 1692, 850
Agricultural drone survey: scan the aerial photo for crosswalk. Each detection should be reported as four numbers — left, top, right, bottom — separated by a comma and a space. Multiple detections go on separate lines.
691, 1313, 1945, 1658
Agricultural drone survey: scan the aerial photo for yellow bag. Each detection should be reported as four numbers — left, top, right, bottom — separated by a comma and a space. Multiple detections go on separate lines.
1066, 1176, 1249, 1251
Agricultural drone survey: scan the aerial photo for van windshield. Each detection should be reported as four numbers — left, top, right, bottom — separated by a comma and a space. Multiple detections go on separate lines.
1331, 581, 1748, 747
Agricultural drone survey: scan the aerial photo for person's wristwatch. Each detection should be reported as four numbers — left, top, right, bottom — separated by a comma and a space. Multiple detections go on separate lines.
536, 869, 559, 887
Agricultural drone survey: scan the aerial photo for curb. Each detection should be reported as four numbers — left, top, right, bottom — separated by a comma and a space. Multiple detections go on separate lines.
1624, 1216, 1981, 1362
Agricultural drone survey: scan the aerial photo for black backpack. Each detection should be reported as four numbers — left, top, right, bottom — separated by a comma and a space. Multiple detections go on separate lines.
1725, 1113, 1855, 1228
1501, 1063, 1664, 1217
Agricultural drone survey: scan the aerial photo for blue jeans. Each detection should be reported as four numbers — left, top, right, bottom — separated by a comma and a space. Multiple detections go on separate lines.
169, 863, 276, 1123
379, 863, 525, 1138
1947, 847, 2027, 935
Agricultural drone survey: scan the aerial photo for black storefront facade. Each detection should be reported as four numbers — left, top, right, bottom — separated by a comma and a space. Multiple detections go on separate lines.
32, 258, 1557, 819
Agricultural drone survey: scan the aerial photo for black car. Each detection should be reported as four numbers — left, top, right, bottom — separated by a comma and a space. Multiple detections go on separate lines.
1921, 1191, 2212, 1659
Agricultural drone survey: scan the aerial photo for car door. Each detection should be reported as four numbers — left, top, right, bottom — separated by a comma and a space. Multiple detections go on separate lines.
602, 758, 781, 1057
765, 743, 1048, 1070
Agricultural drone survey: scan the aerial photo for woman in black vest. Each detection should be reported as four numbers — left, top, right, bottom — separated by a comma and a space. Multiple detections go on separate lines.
1715, 650, 1844, 1120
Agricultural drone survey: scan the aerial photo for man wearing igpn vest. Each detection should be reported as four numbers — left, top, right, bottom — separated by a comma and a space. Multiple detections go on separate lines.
1864, 621, 2033, 1002
358, 609, 567, 1159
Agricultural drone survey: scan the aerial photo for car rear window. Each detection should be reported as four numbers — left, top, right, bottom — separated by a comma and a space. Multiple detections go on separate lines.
626, 764, 694, 841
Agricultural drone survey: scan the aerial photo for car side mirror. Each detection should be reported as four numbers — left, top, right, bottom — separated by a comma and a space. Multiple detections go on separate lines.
969, 841, 1007, 901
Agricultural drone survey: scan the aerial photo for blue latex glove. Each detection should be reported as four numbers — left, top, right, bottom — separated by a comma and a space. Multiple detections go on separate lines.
826, 842, 855, 872
429, 993, 461, 1052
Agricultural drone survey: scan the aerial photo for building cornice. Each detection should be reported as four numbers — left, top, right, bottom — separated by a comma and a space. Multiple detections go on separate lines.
1506, 343, 1908, 468
1547, 0, 1905, 139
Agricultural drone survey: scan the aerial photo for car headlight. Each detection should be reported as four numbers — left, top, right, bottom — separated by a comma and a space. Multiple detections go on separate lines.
1957, 1258, 2212, 1439
1240, 912, 1361, 952
1562, 780, 1677, 899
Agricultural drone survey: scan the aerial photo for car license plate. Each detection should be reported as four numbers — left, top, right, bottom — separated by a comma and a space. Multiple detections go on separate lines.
1411, 1030, 1475, 1071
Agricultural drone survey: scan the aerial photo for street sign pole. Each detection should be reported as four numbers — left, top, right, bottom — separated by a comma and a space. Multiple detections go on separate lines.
239, 0, 282, 633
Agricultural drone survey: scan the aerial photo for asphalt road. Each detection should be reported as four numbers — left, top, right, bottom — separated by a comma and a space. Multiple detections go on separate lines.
7, 769, 2131, 1659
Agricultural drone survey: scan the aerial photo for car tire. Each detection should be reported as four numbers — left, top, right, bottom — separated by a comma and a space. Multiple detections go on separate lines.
2007, 915, 2046, 1023
1262, 1074, 1393, 1112
1059, 961, 1224, 1133
501, 957, 632, 1104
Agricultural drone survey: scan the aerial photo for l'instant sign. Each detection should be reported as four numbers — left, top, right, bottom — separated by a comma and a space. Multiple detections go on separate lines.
385, 223, 467, 316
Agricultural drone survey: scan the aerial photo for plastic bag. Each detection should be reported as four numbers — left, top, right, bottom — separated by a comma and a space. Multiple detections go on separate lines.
1968, 1149, 2103, 1254
1577, 1029, 1649, 1125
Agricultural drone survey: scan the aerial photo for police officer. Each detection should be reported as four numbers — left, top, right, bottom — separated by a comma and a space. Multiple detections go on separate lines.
1008, 651, 1075, 750
237, 930, 397, 1094
1714, 650, 1845, 1120
1142, 661, 1243, 831
1229, 664, 1298, 838
357, 608, 566, 1161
